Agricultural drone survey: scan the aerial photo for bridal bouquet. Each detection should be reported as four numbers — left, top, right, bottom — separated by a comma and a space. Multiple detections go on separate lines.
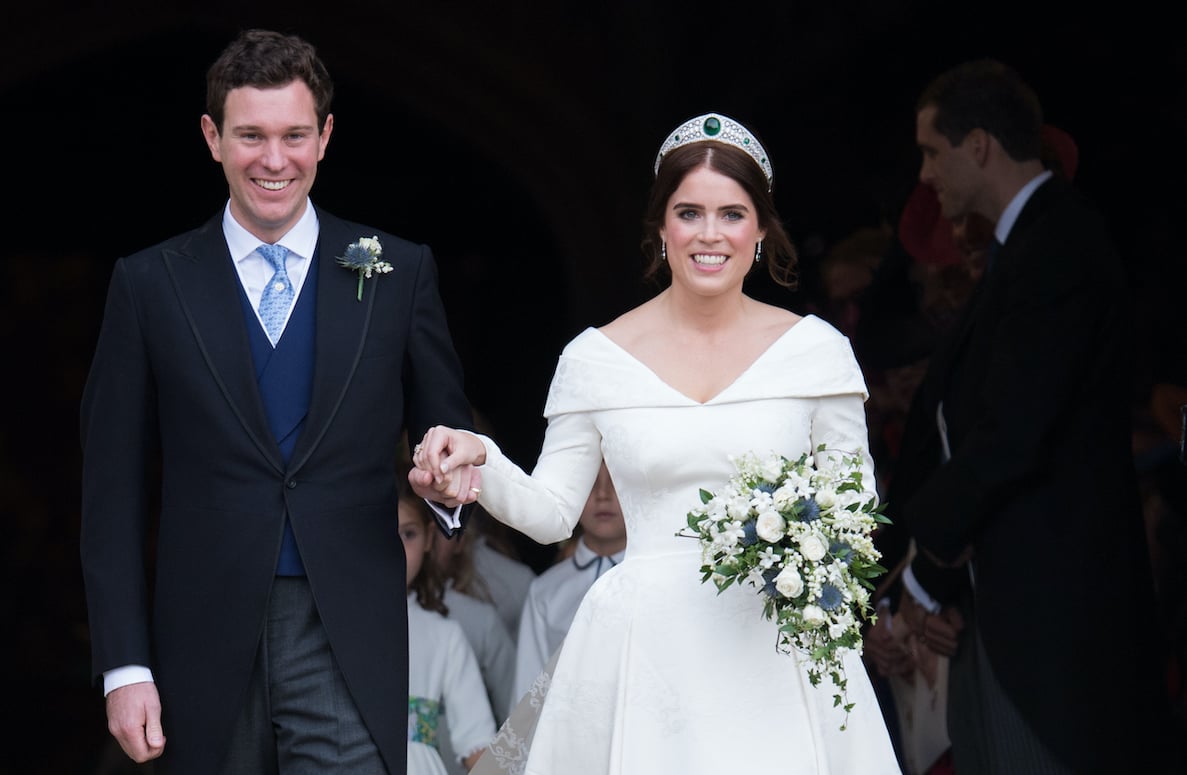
684, 447, 889, 725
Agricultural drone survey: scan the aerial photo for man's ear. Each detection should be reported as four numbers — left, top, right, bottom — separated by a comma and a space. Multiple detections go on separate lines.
200, 114, 221, 162
317, 113, 334, 161
968, 127, 991, 166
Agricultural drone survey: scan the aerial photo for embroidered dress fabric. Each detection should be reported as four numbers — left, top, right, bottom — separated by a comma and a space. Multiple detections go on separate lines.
470, 315, 902, 775
512, 538, 624, 704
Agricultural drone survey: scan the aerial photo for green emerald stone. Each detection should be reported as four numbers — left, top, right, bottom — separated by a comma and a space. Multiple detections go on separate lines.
702, 117, 721, 136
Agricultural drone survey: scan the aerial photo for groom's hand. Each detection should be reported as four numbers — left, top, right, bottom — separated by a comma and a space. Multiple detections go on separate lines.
408, 464, 482, 508
106, 682, 166, 763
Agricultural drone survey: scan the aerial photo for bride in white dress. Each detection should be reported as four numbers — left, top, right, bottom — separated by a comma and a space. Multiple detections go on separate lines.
411, 113, 902, 774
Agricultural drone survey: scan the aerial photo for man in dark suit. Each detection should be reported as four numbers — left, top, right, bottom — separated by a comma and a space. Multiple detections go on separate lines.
886, 60, 1173, 773
80, 29, 476, 774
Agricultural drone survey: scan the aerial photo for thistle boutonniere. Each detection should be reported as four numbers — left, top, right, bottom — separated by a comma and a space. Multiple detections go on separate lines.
337, 235, 392, 301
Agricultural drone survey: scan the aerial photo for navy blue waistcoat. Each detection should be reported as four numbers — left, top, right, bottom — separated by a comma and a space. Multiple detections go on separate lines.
238, 250, 318, 575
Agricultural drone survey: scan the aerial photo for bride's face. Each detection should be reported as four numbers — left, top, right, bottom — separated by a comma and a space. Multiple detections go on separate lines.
658, 165, 765, 298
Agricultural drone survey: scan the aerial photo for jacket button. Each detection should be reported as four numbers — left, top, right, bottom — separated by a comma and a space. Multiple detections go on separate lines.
286, 480, 297, 489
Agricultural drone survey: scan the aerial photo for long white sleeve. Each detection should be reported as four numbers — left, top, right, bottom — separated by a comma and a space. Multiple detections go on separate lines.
470, 407, 604, 546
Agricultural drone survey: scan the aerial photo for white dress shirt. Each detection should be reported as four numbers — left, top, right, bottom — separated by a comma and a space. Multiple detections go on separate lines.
225, 199, 319, 343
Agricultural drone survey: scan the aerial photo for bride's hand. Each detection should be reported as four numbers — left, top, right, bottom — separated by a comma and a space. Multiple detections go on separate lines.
413, 426, 487, 475
410, 426, 488, 506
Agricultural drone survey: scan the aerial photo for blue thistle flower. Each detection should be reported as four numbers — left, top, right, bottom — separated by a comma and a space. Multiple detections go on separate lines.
796, 497, 821, 522
762, 567, 780, 597
829, 540, 853, 564
755, 482, 777, 495
818, 583, 843, 611
740, 520, 759, 547
338, 243, 374, 269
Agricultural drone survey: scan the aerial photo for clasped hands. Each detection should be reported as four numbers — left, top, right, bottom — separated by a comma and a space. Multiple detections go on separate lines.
897, 592, 964, 658
408, 425, 488, 508
865, 593, 965, 685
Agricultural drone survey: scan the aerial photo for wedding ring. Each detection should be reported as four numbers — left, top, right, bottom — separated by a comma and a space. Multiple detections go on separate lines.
413, 443, 423, 456
470, 487, 482, 494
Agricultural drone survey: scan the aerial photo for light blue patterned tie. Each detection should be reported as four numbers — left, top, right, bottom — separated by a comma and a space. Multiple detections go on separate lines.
257, 244, 292, 346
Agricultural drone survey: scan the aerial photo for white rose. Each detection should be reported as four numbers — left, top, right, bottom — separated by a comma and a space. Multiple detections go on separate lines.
760, 456, 784, 482
775, 566, 804, 598
814, 487, 836, 509
802, 604, 826, 626
772, 483, 796, 507
798, 533, 827, 562
755, 511, 786, 543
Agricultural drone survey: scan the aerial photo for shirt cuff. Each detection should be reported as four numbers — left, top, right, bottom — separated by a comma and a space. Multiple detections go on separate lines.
103, 665, 155, 697
426, 499, 463, 533
901, 566, 942, 614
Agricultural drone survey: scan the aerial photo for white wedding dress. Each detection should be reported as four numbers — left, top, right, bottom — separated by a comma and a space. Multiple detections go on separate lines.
472, 315, 901, 774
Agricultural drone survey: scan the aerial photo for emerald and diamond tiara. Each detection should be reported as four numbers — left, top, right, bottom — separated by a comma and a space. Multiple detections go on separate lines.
653, 113, 773, 189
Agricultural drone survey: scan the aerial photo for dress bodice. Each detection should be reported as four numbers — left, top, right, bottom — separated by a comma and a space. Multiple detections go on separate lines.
481, 314, 873, 558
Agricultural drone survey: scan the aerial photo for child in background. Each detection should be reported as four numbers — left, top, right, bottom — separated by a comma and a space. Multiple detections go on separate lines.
430, 526, 518, 725
400, 491, 496, 775
512, 460, 627, 702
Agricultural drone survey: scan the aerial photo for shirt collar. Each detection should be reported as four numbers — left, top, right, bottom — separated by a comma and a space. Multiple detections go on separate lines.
571, 536, 625, 577
995, 170, 1053, 245
223, 199, 320, 264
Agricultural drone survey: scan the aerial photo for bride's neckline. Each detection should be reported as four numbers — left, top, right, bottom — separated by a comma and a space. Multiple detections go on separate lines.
590, 315, 815, 405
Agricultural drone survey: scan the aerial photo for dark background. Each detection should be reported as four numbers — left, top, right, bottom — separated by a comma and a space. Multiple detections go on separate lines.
3, 2, 1184, 772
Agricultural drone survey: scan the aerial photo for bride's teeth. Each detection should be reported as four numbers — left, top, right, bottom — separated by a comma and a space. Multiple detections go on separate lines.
256, 179, 290, 191
693, 254, 726, 265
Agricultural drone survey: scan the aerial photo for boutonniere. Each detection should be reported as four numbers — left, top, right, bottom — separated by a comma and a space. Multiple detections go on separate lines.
337, 235, 393, 301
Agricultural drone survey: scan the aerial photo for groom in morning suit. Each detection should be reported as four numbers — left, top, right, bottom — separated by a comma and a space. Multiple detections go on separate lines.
887, 60, 1175, 773
80, 30, 475, 774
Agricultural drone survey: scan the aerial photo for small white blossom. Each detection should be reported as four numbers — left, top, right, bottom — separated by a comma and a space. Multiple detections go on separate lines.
757, 546, 781, 570
724, 492, 751, 520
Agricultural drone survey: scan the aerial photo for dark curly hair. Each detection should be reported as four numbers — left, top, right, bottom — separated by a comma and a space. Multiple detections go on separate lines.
205, 29, 334, 133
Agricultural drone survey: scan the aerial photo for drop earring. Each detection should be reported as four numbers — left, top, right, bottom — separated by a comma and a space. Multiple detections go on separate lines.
661, 242, 667, 262
755, 240, 764, 263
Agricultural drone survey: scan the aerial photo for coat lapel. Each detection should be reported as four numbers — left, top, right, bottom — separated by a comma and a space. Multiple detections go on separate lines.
923, 177, 1061, 432
163, 213, 284, 471
288, 210, 374, 472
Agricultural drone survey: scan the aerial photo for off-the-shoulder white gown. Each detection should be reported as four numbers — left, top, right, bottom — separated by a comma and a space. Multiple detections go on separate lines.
472, 315, 901, 774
